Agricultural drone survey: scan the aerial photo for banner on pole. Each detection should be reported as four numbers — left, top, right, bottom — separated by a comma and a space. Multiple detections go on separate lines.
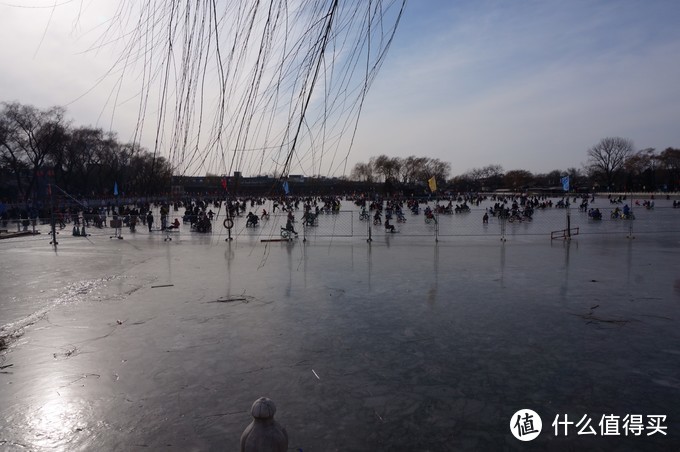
428, 176, 437, 193
561, 176, 570, 192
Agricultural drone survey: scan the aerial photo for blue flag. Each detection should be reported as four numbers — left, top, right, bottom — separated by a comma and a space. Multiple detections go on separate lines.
561, 176, 569, 192
114, 182, 119, 196
282, 181, 290, 195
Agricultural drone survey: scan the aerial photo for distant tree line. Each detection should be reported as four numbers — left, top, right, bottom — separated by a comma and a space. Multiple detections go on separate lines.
351, 138, 680, 193
2, 99, 678, 202
0, 102, 172, 202
350, 155, 451, 185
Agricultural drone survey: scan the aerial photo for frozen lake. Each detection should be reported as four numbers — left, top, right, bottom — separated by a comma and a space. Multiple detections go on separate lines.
1, 197, 679, 450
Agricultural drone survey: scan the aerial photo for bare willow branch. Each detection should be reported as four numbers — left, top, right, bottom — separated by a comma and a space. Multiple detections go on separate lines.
88, 0, 405, 186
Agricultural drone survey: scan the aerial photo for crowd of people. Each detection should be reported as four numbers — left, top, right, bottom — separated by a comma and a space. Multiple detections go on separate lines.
1, 192, 676, 236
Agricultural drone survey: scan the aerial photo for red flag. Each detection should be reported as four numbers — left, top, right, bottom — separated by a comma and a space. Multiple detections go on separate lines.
221, 178, 227, 191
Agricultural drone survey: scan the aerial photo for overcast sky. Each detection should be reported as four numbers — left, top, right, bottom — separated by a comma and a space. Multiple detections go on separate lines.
1, 0, 679, 176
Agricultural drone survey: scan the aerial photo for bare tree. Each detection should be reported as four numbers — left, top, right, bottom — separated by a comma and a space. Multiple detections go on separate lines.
474, 164, 504, 181
352, 154, 450, 187
534, 169, 562, 187
0, 102, 68, 201
504, 169, 534, 190
370, 155, 401, 182
399, 156, 427, 184
624, 148, 657, 190
52, 127, 109, 195
587, 137, 634, 189
566, 167, 587, 190
625, 148, 656, 174
349, 161, 374, 182
423, 158, 451, 185
463, 164, 504, 190
657, 147, 680, 190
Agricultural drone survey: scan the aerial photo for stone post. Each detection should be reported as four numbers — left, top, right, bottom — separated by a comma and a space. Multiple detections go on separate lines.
240, 397, 288, 452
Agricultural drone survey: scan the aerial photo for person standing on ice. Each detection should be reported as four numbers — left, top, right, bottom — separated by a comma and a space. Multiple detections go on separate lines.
146, 211, 154, 232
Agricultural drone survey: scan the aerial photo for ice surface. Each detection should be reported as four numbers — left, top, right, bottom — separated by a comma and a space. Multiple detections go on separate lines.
0, 199, 679, 450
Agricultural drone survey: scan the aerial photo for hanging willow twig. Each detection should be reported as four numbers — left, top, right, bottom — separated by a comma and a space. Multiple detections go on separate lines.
87, 0, 405, 182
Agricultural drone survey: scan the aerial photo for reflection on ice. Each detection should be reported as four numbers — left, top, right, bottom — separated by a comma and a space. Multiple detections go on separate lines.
29, 396, 83, 449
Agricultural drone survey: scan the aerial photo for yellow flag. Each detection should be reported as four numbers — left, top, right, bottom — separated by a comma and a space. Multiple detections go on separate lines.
428, 176, 437, 192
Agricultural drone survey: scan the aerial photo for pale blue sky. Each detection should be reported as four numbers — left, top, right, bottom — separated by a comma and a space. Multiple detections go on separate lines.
355, 0, 680, 174
1, 0, 679, 176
